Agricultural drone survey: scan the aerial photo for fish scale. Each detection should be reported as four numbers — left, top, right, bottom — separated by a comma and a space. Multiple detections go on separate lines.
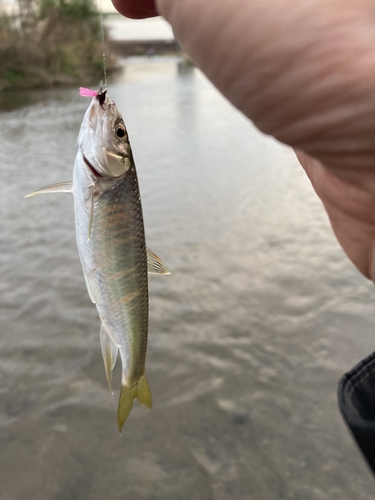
90, 166, 149, 384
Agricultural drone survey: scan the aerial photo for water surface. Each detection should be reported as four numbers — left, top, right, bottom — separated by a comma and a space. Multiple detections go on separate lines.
1, 57, 375, 500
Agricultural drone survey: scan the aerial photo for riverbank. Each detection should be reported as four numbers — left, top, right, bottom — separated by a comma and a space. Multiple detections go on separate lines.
0, 5, 118, 91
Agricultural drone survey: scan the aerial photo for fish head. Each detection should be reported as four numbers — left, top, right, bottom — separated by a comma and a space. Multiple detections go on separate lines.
78, 89, 132, 178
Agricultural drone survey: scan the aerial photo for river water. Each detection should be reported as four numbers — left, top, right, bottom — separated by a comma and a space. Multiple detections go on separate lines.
1, 58, 375, 499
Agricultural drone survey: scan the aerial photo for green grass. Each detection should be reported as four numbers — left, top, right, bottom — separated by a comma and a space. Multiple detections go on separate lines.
4, 69, 26, 86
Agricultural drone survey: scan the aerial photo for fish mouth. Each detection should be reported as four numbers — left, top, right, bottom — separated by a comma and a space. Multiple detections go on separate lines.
97, 89, 107, 106
83, 155, 103, 178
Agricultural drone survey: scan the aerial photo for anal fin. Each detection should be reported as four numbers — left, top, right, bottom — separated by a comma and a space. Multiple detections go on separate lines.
100, 323, 118, 393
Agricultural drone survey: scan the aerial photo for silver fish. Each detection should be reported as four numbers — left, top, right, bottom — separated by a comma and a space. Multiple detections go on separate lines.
25, 88, 170, 431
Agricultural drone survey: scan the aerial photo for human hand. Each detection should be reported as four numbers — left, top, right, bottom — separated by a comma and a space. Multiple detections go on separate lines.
112, 0, 375, 281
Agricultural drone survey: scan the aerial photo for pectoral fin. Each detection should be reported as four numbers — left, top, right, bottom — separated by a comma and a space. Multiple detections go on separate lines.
24, 181, 73, 197
100, 323, 118, 393
86, 187, 94, 241
147, 248, 171, 275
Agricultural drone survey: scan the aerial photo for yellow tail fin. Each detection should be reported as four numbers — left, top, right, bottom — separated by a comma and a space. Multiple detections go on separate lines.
117, 375, 152, 432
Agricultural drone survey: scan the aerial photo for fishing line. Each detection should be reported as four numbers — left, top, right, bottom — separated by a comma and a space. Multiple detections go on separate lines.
99, 0, 107, 86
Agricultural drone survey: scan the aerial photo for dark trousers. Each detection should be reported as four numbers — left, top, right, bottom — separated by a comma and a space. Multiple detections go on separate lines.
339, 352, 375, 475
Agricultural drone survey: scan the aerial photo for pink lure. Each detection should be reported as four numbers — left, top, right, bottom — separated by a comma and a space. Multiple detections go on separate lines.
79, 87, 98, 97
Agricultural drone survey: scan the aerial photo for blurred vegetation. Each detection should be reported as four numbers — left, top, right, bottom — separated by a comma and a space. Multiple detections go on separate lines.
0, 0, 117, 90
38, 0, 97, 19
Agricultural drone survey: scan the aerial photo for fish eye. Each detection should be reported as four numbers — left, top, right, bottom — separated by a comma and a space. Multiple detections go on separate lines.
116, 125, 126, 139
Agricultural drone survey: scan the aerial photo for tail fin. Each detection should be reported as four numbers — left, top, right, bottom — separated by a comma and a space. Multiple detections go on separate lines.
117, 375, 152, 432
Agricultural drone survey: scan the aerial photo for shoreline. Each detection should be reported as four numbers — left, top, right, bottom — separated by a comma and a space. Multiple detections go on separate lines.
0, 39, 184, 92
110, 40, 181, 58
0, 5, 181, 92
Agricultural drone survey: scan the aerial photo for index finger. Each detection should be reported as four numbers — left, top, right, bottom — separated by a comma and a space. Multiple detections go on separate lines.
111, 0, 159, 19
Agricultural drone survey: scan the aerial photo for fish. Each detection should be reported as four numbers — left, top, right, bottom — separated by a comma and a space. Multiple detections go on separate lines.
25, 87, 170, 431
